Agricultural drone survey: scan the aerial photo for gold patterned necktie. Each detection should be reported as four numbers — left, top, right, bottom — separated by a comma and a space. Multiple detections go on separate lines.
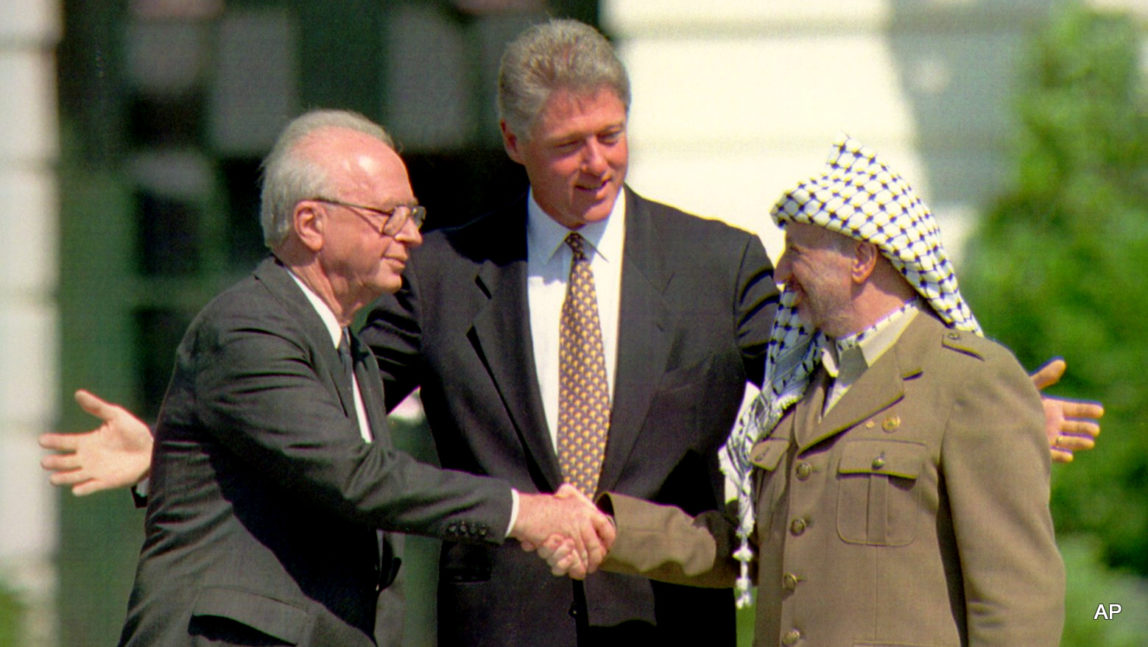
557, 232, 611, 498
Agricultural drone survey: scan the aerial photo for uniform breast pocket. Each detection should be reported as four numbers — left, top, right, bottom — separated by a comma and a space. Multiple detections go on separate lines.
835, 439, 925, 546
750, 437, 790, 537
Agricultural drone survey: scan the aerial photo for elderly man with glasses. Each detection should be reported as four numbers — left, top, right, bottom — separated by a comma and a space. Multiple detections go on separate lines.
114, 109, 613, 647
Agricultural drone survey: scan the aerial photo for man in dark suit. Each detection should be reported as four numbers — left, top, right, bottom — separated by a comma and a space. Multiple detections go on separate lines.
116, 109, 612, 647
358, 19, 777, 646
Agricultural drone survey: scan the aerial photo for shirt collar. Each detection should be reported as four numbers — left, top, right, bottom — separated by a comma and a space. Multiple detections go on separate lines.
287, 270, 344, 349
822, 300, 920, 378
526, 188, 626, 265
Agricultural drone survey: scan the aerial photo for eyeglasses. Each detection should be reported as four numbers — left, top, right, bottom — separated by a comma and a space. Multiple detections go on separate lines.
309, 197, 426, 236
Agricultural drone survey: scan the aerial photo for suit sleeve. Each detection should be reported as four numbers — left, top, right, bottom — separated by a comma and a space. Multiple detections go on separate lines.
941, 348, 1065, 645
734, 234, 779, 388
598, 493, 742, 588
186, 309, 513, 544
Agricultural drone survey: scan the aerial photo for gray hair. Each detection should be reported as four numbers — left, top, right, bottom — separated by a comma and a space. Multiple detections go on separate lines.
497, 18, 630, 139
259, 109, 395, 249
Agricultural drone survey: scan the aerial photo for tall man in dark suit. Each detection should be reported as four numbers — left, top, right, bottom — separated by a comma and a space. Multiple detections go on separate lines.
116, 109, 612, 647
358, 19, 777, 646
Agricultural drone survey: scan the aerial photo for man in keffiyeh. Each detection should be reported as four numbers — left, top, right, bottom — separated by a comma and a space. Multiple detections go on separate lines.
583, 137, 1065, 646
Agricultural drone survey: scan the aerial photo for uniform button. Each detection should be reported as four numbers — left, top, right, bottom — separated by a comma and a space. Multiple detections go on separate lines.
789, 517, 807, 535
750, 444, 770, 464
872, 455, 887, 469
782, 628, 802, 645
795, 462, 813, 480
782, 572, 799, 591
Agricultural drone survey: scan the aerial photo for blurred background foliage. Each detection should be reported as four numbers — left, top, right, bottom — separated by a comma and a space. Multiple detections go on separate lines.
960, 2, 1148, 642
0, 582, 24, 647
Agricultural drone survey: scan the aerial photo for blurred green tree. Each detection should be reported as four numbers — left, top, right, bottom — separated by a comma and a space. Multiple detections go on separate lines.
0, 580, 23, 647
961, 1, 1148, 577
1057, 536, 1148, 646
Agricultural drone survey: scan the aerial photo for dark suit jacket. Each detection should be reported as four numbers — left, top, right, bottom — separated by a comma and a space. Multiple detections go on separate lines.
363, 188, 778, 646
119, 258, 514, 647
602, 313, 1065, 646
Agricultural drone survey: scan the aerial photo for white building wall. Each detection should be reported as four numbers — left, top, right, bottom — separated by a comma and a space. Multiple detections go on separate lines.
604, 0, 1146, 455
0, 0, 61, 645
604, 0, 1145, 263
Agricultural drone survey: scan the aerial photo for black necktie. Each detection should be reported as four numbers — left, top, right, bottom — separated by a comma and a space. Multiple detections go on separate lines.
338, 328, 354, 387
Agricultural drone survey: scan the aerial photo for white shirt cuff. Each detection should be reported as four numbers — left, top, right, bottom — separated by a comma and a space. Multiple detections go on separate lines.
506, 488, 520, 538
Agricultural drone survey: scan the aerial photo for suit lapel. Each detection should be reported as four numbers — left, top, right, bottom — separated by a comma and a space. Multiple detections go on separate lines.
467, 208, 563, 490
794, 315, 933, 452
795, 368, 830, 439
255, 258, 359, 421
798, 355, 905, 451
598, 191, 673, 493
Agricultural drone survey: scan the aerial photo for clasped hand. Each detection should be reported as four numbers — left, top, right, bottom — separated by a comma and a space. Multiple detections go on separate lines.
511, 484, 614, 580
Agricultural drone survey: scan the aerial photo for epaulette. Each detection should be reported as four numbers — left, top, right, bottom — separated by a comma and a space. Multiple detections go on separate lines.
940, 328, 987, 361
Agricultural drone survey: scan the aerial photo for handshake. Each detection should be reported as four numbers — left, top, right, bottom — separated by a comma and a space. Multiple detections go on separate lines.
509, 484, 616, 580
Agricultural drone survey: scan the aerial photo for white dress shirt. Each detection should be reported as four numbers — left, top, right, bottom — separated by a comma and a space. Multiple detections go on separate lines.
289, 272, 373, 442
526, 190, 626, 450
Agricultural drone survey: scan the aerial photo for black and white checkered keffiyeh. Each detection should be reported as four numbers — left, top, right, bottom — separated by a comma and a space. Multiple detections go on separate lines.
719, 136, 982, 606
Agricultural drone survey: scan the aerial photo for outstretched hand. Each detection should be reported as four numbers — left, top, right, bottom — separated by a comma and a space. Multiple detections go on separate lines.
1030, 358, 1103, 463
39, 389, 154, 495
512, 484, 615, 579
